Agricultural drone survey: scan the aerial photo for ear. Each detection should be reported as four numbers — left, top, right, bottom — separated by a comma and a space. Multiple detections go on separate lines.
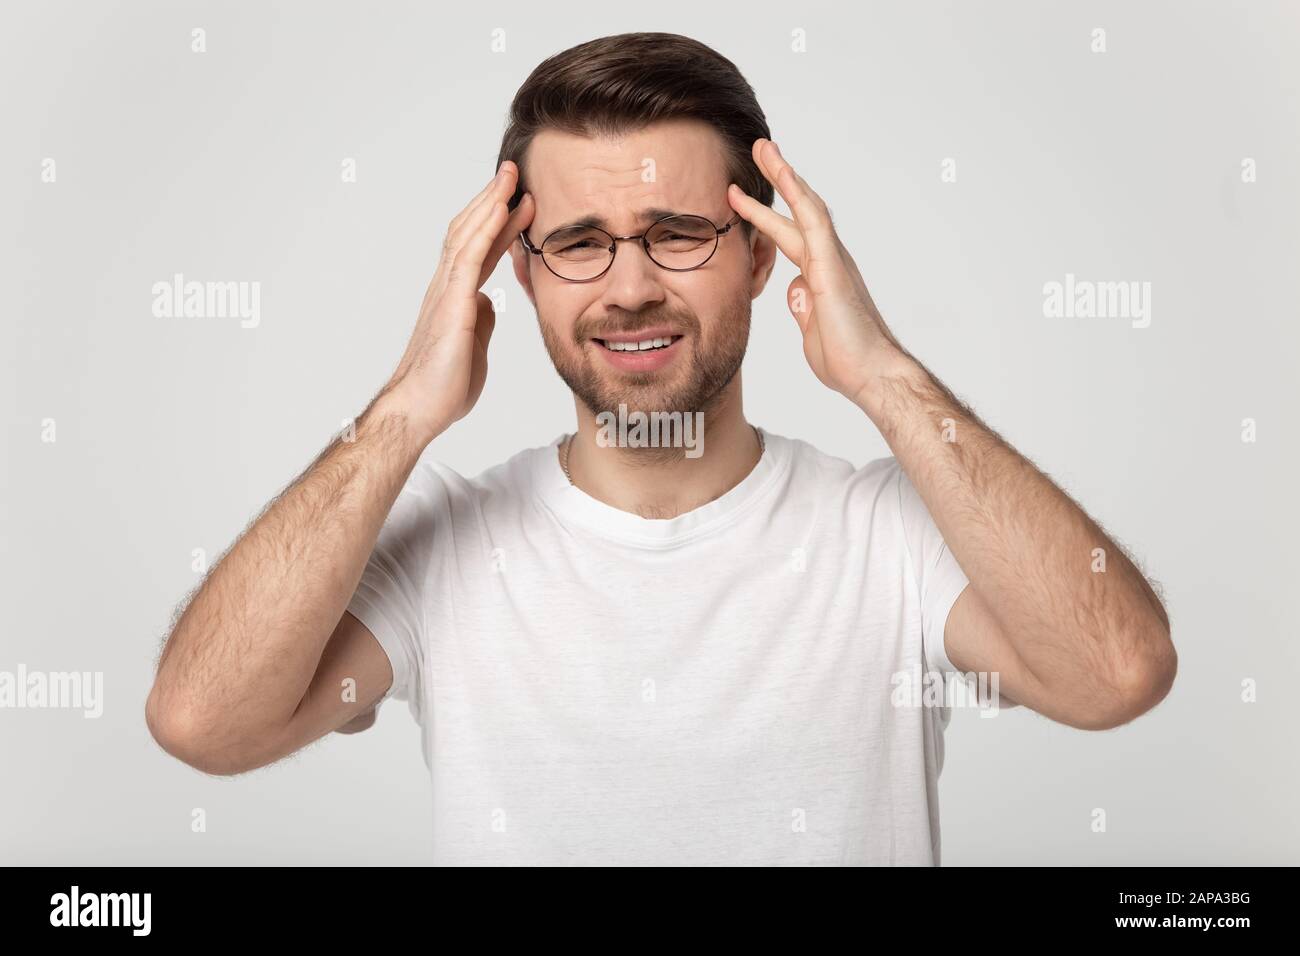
747, 227, 778, 301
510, 238, 537, 308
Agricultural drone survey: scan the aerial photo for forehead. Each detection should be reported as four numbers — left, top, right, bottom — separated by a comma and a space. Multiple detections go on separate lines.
523, 118, 731, 233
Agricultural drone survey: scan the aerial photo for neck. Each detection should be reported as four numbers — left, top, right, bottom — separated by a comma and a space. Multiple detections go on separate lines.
564, 376, 761, 520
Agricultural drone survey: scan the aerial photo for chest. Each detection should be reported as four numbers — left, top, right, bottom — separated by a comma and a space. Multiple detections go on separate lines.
415, 524, 940, 865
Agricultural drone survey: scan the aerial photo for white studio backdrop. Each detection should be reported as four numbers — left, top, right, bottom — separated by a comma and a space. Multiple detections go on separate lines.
1, 0, 1297, 864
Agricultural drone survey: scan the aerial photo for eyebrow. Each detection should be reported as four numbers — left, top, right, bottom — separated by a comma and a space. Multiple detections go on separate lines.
543, 208, 695, 235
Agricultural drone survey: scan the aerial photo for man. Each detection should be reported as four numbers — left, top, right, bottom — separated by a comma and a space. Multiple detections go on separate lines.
146, 32, 1175, 865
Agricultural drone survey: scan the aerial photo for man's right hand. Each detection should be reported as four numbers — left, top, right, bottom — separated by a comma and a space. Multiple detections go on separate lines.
381, 160, 535, 444
146, 166, 536, 776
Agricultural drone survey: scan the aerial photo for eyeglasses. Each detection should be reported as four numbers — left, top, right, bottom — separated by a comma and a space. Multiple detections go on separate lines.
520, 213, 742, 282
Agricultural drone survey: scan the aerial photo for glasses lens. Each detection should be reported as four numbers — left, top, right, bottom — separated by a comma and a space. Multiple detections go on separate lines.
541, 227, 613, 280
646, 216, 718, 270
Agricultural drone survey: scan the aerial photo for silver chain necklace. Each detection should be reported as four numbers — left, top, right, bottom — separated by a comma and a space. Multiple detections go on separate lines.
560, 426, 764, 486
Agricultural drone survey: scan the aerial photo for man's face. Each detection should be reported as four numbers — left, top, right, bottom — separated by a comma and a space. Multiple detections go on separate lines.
512, 119, 775, 419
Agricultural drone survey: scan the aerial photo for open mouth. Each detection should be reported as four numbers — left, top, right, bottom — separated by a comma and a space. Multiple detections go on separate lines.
595, 335, 683, 352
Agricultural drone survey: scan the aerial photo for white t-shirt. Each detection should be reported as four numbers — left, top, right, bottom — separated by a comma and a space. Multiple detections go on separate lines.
345, 428, 971, 865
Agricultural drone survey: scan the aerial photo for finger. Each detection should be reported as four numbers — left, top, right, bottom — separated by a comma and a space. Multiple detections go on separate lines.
447, 164, 506, 239
441, 160, 512, 239
752, 140, 838, 262
751, 138, 796, 210
447, 162, 517, 251
752, 138, 812, 213
464, 189, 533, 285
759, 140, 829, 230
727, 184, 805, 265
767, 142, 831, 217
440, 171, 522, 293
445, 198, 513, 295
478, 192, 535, 288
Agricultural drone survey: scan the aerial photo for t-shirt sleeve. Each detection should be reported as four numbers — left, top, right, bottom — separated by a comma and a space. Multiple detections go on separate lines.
343, 456, 442, 724
895, 464, 971, 676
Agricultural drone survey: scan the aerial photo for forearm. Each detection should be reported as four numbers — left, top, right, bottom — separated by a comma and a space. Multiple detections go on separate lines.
149, 388, 430, 752
855, 351, 1171, 689
726, 136, 1173, 714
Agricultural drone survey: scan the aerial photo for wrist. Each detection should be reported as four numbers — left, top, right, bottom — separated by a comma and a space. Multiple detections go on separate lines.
848, 348, 929, 422
367, 385, 445, 454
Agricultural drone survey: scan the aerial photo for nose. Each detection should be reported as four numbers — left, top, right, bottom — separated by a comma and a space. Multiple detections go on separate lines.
596, 236, 666, 315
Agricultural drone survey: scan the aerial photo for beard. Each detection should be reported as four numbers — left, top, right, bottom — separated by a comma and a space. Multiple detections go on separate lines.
537, 286, 752, 421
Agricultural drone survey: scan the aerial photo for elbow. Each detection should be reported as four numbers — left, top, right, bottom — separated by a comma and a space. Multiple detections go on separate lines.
1084, 623, 1178, 731
145, 688, 257, 777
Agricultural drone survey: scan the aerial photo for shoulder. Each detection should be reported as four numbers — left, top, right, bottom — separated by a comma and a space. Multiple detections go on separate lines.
774, 432, 905, 513
405, 438, 558, 519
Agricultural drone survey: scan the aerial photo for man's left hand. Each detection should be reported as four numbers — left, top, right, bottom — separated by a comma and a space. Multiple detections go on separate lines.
728, 138, 912, 409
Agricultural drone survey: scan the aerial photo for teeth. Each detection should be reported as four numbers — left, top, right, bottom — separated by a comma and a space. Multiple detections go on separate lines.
601, 335, 678, 352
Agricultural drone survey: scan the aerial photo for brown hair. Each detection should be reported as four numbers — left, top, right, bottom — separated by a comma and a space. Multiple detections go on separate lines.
496, 32, 773, 234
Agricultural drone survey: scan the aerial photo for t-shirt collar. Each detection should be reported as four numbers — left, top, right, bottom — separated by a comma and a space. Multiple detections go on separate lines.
533, 426, 789, 548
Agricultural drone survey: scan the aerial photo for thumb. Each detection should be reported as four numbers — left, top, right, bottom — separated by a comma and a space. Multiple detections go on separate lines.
474, 291, 497, 353
787, 275, 814, 335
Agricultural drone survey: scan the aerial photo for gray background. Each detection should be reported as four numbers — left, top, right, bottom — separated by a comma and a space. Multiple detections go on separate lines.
2, 0, 1296, 865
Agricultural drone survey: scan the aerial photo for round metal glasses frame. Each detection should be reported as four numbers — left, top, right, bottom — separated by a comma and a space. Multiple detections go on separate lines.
520, 213, 743, 282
